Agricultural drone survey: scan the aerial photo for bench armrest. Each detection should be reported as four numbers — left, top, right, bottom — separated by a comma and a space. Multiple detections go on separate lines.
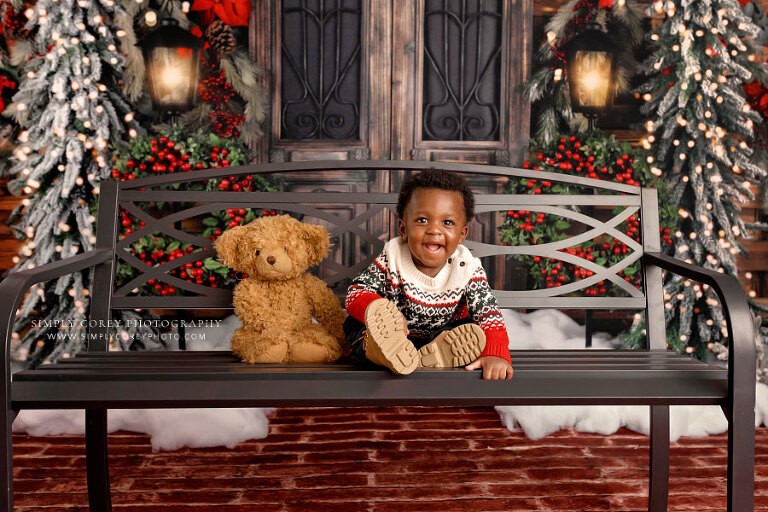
643, 251, 756, 406
0, 248, 114, 372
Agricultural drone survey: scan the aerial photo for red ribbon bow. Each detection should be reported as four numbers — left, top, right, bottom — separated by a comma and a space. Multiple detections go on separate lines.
191, 0, 251, 27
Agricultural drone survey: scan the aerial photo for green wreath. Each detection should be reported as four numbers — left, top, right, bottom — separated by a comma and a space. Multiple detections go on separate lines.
110, 126, 276, 296
500, 132, 675, 295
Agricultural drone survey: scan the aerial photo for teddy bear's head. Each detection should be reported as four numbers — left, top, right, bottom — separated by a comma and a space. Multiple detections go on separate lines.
214, 215, 331, 280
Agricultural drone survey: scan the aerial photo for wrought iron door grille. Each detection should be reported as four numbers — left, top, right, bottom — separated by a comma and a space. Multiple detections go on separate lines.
423, 0, 502, 141
281, 0, 362, 141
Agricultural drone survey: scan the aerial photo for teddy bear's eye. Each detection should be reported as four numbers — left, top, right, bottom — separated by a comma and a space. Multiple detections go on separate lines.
284, 247, 288, 252
255, 250, 260, 256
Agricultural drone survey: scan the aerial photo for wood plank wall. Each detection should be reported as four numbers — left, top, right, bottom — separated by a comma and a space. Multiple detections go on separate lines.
0, 178, 22, 275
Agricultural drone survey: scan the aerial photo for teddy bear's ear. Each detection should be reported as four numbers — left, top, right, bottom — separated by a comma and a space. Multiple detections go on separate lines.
301, 223, 331, 266
214, 225, 248, 270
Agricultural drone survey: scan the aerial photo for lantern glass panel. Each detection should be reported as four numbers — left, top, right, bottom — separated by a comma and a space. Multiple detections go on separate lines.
571, 50, 612, 109
147, 46, 198, 112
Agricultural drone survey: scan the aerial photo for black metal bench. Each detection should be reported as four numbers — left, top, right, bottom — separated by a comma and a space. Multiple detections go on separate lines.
0, 161, 756, 511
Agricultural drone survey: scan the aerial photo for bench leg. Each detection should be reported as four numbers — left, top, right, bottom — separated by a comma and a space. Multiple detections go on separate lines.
726, 398, 754, 511
2, 406, 18, 512
86, 409, 112, 512
648, 405, 669, 512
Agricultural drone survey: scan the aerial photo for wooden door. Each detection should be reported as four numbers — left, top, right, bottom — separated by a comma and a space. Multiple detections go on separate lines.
250, 0, 532, 166
249, 0, 532, 286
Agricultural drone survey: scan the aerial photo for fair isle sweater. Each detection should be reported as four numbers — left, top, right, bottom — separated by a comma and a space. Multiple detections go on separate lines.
345, 238, 511, 362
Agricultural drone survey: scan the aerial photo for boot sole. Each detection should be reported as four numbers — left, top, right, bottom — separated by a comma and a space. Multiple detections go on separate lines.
364, 299, 418, 375
418, 323, 486, 368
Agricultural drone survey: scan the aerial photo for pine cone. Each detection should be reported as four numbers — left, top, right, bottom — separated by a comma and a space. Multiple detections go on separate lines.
205, 20, 237, 55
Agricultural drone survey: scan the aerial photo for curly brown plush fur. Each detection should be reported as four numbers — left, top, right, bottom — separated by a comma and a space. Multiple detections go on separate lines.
214, 215, 345, 364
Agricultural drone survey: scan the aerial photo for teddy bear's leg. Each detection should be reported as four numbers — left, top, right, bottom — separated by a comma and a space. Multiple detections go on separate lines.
231, 327, 290, 364
289, 325, 342, 363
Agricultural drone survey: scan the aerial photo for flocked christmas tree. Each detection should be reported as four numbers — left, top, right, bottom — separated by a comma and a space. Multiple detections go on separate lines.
4, 0, 159, 366
626, 0, 768, 380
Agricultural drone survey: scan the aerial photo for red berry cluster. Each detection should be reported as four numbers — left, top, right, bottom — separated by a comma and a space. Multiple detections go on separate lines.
118, 207, 145, 237
209, 111, 245, 138
111, 137, 196, 181
1, 1, 26, 35
198, 70, 235, 105
523, 136, 640, 185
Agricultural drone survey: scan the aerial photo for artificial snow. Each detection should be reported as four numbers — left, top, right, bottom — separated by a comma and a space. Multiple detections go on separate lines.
12, 310, 768, 451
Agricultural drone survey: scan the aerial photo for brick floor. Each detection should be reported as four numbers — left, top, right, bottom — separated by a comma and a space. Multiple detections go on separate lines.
10, 407, 768, 511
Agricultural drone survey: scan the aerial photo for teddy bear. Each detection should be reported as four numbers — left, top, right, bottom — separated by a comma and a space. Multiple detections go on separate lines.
214, 214, 346, 364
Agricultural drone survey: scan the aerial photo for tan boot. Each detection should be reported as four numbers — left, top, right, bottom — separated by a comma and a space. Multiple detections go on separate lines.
418, 323, 486, 368
363, 299, 418, 375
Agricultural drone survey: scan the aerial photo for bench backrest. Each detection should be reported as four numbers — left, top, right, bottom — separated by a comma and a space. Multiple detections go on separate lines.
90, 161, 663, 348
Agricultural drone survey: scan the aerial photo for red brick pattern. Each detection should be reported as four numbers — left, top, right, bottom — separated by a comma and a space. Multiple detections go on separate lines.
11, 407, 768, 511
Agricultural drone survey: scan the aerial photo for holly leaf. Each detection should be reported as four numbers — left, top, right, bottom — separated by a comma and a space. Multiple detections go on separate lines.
203, 258, 225, 270
202, 217, 219, 226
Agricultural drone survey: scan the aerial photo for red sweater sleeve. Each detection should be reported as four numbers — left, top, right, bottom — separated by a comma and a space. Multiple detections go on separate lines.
479, 324, 511, 362
345, 287, 383, 324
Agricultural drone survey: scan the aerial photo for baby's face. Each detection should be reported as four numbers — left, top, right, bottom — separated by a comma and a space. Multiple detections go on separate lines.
398, 188, 469, 278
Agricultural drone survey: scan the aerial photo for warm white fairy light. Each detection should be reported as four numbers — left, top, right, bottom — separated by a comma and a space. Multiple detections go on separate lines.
124, 112, 134, 122
182, 1, 191, 12
58, 222, 71, 232
673, 139, 680, 146
129, 128, 138, 138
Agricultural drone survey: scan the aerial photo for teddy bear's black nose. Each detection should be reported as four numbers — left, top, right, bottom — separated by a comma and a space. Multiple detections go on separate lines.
267, 256, 276, 265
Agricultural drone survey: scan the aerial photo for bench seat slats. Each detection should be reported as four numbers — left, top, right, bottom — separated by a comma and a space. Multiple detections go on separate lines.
11, 371, 728, 409
11, 350, 728, 410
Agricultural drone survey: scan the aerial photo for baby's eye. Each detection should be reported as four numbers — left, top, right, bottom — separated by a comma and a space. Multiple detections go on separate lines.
443, 220, 455, 226
416, 217, 428, 223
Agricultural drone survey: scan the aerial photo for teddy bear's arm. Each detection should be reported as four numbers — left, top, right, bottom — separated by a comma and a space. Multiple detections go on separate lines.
232, 281, 274, 331
303, 275, 346, 342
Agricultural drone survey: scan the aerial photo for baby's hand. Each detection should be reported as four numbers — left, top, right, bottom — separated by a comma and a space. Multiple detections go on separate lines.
464, 356, 514, 380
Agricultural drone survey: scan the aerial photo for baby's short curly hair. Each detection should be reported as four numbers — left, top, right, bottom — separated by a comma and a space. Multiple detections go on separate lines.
396, 168, 475, 223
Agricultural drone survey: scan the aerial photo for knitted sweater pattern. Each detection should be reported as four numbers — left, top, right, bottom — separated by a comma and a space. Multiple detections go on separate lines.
345, 238, 510, 362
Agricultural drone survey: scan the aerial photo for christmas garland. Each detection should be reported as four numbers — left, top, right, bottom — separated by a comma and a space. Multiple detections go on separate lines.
525, 0, 644, 144
114, 0, 266, 146
0, 0, 25, 177
499, 132, 675, 295
111, 126, 276, 296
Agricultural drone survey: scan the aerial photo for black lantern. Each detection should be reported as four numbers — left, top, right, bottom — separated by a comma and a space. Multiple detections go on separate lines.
138, 19, 204, 114
563, 24, 618, 129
